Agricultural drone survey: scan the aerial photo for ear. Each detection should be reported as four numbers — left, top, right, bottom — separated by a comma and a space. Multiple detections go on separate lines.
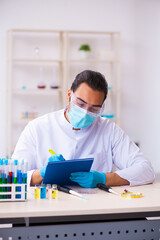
66, 89, 72, 102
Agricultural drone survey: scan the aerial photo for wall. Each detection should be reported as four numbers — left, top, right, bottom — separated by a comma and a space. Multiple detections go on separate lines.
0, 0, 160, 175
134, 0, 160, 177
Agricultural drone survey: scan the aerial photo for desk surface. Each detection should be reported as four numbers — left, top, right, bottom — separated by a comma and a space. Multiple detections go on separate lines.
0, 182, 160, 220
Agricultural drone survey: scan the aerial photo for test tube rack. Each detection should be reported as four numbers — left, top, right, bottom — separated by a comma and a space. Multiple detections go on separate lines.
0, 184, 27, 201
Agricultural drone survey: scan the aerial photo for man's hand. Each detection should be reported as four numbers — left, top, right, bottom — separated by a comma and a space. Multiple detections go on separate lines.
40, 154, 65, 178
70, 170, 106, 188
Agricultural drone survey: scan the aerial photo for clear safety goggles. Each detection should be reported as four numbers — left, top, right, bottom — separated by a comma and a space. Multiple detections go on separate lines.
70, 93, 104, 116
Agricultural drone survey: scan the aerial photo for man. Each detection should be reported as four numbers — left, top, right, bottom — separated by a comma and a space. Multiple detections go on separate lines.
12, 70, 155, 188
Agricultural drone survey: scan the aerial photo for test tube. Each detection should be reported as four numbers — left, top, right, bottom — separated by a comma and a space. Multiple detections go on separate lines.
4, 159, 8, 183
13, 160, 20, 199
0, 159, 2, 183
17, 160, 23, 199
4, 159, 8, 199
22, 159, 28, 200
7, 160, 13, 199
13, 159, 18, 184
17, 160, 22, 185
0, 159, 3, 199
52, 184, 58, 199
8, 160, 13, 184
22, 159, 28, 184
40, 184, 47, 199
35, 184, 41, 199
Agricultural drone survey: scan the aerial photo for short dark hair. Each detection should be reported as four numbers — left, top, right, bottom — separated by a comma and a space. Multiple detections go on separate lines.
71, 70, 108, 101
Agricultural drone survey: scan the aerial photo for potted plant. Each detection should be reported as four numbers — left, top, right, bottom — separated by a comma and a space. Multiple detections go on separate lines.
79, 44, 91, 59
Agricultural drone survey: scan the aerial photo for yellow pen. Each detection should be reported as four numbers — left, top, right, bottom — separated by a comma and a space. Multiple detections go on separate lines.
49, 149, 56, 155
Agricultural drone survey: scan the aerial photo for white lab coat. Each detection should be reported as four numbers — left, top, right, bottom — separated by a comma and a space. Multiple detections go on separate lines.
12, 109, 155, 186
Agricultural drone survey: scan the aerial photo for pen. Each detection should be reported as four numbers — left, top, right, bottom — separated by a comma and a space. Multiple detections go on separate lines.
97, 183, 119, 195
49, 149, 56, 155
57, 185, 88, 200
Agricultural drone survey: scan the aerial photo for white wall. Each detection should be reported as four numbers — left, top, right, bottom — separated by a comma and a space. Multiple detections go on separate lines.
134, 0, 160, 177
0, 0, 160, 175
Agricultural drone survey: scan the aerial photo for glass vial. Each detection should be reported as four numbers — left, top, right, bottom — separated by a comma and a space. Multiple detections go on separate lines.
52, 184, 58, 199
102, 86, 115, 119
35, 184, 41, 199
46, 184, 52, 200
37, 67, 46, 89
50, 67, 59, 89
40, 184, 47, 199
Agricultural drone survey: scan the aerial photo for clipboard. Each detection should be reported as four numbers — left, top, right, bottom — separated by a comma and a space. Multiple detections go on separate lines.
43, 158, 94, 185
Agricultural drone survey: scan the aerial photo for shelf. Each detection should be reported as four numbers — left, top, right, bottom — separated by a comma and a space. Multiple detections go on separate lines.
10, 29, 120, 34
7, 29, 120, 156
69, 59, 119, 63
12, 88, 62, 96
11, 59, 63, 64
11, 59, 120, 64
67, 30, 120, 35
11, 29, 62, 33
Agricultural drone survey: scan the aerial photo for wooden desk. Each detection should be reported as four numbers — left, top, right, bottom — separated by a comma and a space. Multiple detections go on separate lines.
0, 182, 160, 239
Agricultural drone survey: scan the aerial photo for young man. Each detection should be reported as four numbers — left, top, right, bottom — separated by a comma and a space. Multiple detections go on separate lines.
12, 70, 155, 187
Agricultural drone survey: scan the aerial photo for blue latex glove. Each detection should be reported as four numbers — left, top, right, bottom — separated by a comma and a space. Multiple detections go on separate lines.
70, 170, 106, 188
40, 154, 65, 178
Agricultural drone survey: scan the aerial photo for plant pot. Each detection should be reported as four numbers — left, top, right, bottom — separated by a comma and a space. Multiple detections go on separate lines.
79, 50, 90, 59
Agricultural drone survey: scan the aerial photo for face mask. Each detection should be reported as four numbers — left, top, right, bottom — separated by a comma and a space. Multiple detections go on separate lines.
68, 104, 97, 129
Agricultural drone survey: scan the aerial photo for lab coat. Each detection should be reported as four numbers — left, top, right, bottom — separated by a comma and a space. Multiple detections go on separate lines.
12, 109, 155, 186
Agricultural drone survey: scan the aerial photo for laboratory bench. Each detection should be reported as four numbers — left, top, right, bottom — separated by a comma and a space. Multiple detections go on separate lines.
0, 182, 160, 239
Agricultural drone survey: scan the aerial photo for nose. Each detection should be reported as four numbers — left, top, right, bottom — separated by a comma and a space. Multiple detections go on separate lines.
84, 105, 90, 111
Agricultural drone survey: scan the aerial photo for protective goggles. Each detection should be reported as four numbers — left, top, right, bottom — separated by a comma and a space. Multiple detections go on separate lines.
70, 93, 104, 116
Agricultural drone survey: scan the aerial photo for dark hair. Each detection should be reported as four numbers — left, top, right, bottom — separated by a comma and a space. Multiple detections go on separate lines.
71, 70, 108, 101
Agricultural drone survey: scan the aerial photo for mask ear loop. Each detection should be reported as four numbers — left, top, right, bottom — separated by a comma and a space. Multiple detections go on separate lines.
100, 102, 105, 115
66, 91, 74, 112
66, 91, 73, 112
69, 91, 74, 102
